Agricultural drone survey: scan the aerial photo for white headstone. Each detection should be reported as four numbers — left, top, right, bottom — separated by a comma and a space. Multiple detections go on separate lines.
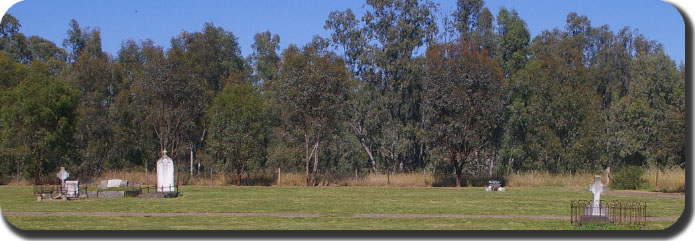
106, 179, 123, 188
56, 167, 69, 187
65, 180, 79, 198
156, 149, 175, 192
588, 175, 607, 216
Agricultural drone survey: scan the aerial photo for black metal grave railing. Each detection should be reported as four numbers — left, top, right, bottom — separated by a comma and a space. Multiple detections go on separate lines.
570, 200, 647, 226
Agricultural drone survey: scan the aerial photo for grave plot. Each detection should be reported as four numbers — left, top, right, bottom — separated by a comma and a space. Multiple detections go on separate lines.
569, 175, 648, 226
32, 150, 181, 201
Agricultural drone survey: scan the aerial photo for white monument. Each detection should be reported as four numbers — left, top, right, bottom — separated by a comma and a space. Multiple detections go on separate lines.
587, 175, 607, 216
56, 167, 69, 189
65, 180, 79, 198
106, 179, 126, 188
156, 149, 175, 192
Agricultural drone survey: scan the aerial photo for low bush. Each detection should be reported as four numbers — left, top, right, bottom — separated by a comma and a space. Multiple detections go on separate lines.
432, 173, 456, 187
610, 166, 647, 190
660, 184, 685, 193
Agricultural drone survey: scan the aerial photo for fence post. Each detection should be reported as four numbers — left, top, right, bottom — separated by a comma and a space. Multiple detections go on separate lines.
277, 168, 281, 186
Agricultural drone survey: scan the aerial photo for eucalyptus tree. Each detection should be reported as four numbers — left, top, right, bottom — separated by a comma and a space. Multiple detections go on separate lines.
496, 8, 529, 78
327, 0, 438, 173
63, 19, 86, 63
616, 43, 685, 169
132, 41, 195, 164
277, 40, 349, 186
62, 20, 125, 175
206, 82, 266, 185
0, 50, 26, 90
0, 14, 31, 64
167, 23, 248, 175
111, 40, 159, 171
250, 31, 281, 88
325, 8, 381, 172
424, 39, 506, 187
452, 0, 483, 40
502, 22, 604, 172
0, 61, 80, 181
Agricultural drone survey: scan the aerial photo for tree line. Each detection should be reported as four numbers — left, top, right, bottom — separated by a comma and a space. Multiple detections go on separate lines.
0, 0, 685, 186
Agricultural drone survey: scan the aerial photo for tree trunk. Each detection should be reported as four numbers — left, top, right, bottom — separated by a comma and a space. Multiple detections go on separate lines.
305, 133, 310, 186
655, 170, 659, 190
360, 141, 377, 173
311, 140, 320, 186
450, 151, 463, 187
32, 145, 40, 184
454, 165, 462, 187
350, 122, 377, 173
189, 142, 194, 177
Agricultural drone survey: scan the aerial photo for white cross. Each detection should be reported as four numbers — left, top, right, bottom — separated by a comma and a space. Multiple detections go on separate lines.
56, 167, 69, 187
162, 149, 168, 157
588, 175, 606, 216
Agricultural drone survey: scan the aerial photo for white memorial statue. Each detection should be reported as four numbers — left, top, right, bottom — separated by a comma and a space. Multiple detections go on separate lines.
156, 149, 175, 192
587, 175, 607, 216
56, 167, 69, 189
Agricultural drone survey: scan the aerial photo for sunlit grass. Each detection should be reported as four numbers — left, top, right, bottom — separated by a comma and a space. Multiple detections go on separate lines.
4, 215, 677, 230
0, 186, 683, 230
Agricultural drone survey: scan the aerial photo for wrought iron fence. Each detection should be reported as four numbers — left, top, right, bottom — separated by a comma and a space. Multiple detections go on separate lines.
33, 183, 180, 201
570, 200, 647, 226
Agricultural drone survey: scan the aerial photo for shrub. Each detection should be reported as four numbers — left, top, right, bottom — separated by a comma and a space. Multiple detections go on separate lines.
432, 173, 457, 187
610, 166, 647, 190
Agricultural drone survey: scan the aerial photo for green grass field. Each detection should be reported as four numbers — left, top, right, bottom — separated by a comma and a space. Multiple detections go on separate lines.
0, 186, 684, 230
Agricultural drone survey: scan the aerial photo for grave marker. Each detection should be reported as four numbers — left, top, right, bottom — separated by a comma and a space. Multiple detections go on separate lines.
156, 149, 175, 192
56, 167, 69, 188
106, 179, 126, 188
587, 175, 607, 216
65, 180, 79, 199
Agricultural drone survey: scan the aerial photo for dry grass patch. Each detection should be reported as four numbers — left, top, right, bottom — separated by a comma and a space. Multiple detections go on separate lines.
4, 167, 683, 192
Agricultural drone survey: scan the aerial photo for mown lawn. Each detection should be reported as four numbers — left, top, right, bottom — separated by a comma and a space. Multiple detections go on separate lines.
4, 216, 678, 230
0, 186, 685, 230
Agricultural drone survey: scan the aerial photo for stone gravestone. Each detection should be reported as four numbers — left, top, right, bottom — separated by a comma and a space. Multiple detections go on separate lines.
106, 179, 127, 188
486, 180, 502, 192
56, 167, 69, 189
65, 180, 79, 199
587, 175, 607, 217
156, 149, 175, 192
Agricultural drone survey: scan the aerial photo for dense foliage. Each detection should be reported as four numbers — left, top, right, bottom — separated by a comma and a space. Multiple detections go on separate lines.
0, 0, 685, 186
610, 166, 647, 190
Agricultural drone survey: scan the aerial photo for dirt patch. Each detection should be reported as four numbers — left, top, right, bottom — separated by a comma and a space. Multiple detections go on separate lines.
605, 190, 684, 198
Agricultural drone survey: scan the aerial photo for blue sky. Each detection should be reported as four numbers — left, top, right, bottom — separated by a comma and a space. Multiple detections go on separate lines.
5, 0, 686, 63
